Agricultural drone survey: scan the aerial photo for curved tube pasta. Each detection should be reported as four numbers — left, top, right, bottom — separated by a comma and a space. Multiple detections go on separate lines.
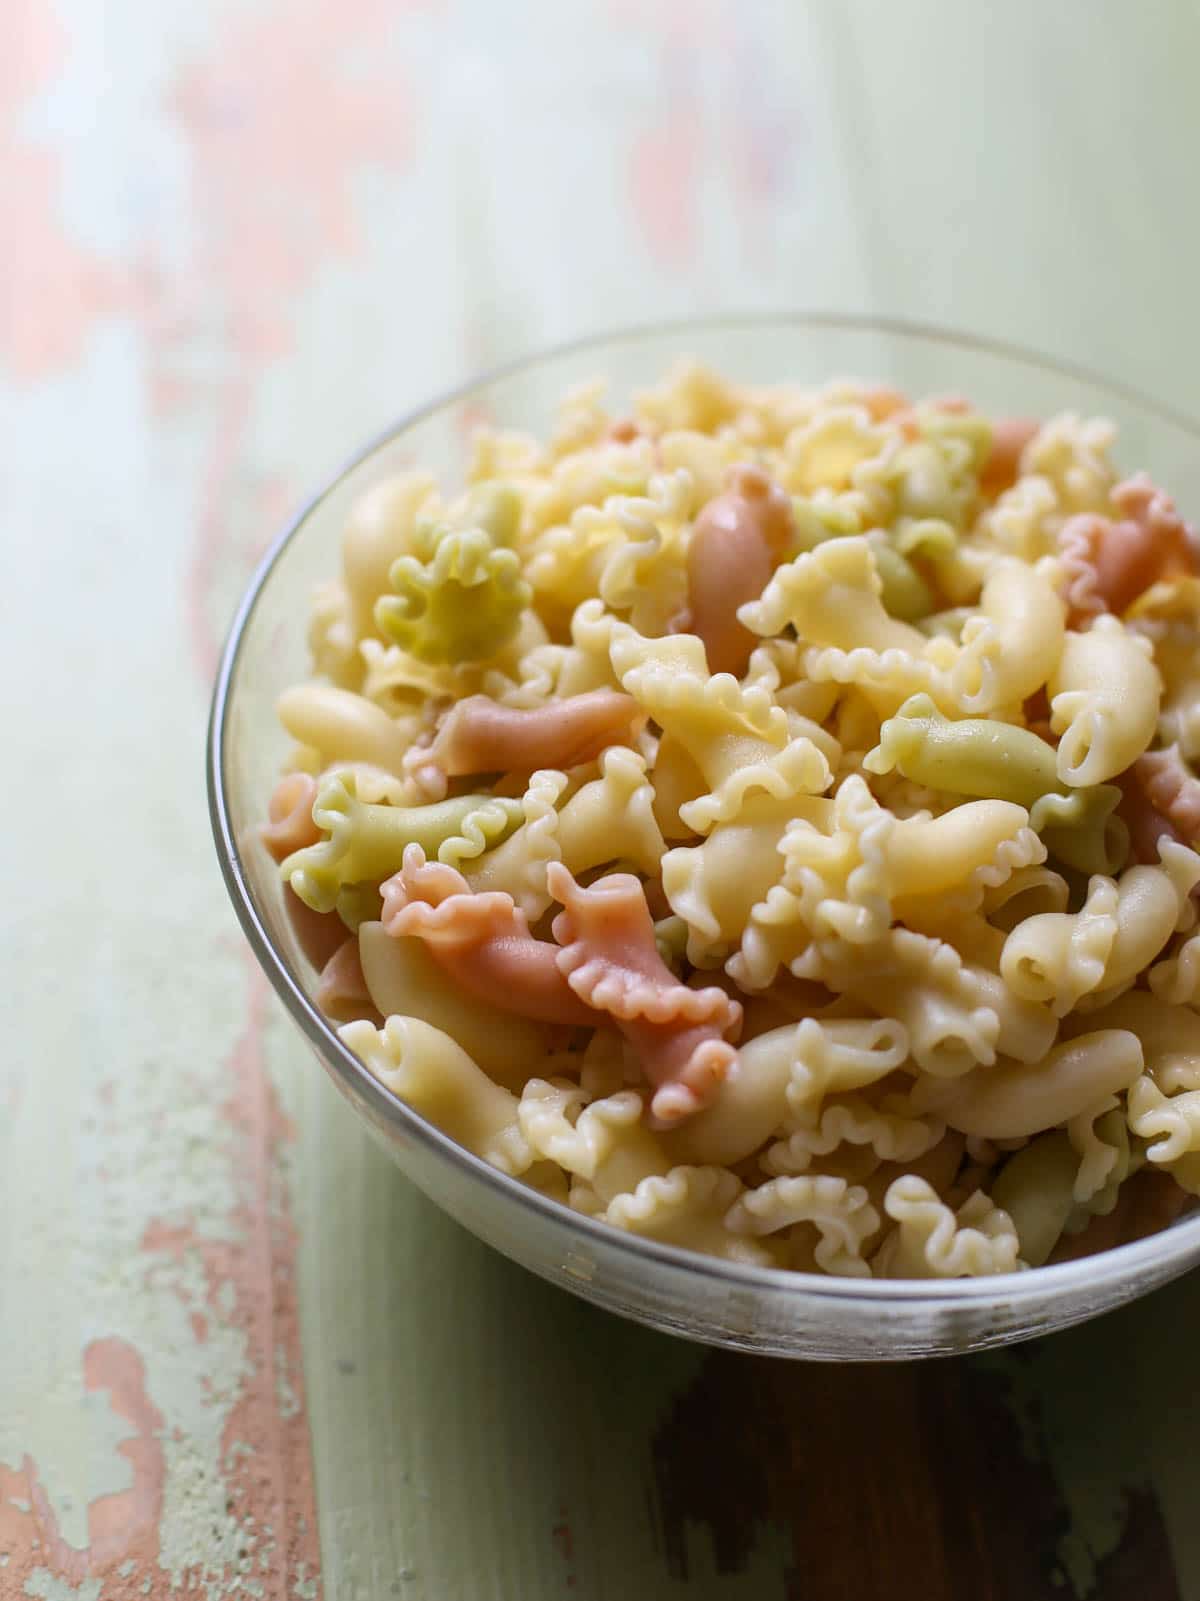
517, 1081, 650, 1183
358, 920, 547, 1091
1071, 990, 1200, 1095
950, 558, 1064, 713
342, 471, 437, 639
1127, 1076, 1200, 1166
928, 1030, 1144, 1139
661, 1016, 908, 1169
1002, 841, 1200, 1012
738, 536, 952, 707
795, 930, 1056, 1078
864, 692, 1128, 874
278, 684, 415, 777
663, 790, 832, 964
1048, 617, 1161, 786
339, 1015, 533, 1176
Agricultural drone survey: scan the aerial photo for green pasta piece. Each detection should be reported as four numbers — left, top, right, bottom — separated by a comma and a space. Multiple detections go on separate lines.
916, 408, 993, 474
892, 516, 958, 562
653, 914, 690, 972
866, 531, 935, 622
790, 496, 861, 553
990, 1131, 1079, 1267
282, 774, 523, 913
377, 529, 531, 665
864, 694, 1128, 874
336, 881, 385, 931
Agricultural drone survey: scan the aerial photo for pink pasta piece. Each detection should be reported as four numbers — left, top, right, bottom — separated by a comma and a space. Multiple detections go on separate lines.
380, 845, 596, 1026
547, 862, 742, 1127
283, 885, 350, 972
1134, 745, 1200, 846
606, 417, 645, 443
317, 937, 383, 1026
1117, 769, 1184, 865
979, 416, 1038, 499
860, 385, 911, 422
683, 463, 795, 676
427, 690, 642, 779
260, 773, 321, 862
1059, 472, 1200, 622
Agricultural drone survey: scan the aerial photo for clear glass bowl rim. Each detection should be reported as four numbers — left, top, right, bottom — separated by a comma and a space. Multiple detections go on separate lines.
207, 309, 1200, 1307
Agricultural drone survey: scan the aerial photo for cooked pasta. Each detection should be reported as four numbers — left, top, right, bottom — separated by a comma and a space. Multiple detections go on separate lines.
267, 364, 1200, 1278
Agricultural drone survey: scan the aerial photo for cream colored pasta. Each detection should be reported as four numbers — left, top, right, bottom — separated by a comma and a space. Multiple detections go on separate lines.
266, 367, 1200, 1279
1048, 617, 1161, 786
873, 1176, 1022, 1278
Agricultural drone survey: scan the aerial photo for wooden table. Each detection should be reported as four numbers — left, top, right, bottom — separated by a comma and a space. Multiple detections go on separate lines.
6, 1, 1200, 1595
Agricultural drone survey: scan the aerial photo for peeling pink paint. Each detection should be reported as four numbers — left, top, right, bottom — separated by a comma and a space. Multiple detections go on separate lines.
0, 1339, 164, 1594
620, 2, 705, 269
167, 0, 421, 679
1, 0, 129, 379
172, 0, 413, 358
212, 956, 321, 1599
1, 957, 320, 1595
628, 97, 702, 269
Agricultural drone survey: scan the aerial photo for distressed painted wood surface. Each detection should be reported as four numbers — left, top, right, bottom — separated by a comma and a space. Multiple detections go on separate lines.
5, 0, 1200, 1596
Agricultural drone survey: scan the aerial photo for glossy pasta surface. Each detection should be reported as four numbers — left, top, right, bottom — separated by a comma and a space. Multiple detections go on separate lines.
265, 364, 1200, 1278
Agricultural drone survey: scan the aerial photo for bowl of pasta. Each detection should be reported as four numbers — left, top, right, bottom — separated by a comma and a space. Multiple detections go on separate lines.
209, 314, 1200, 1359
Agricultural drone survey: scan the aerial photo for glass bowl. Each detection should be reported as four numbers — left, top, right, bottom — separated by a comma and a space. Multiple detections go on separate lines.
208, 314, 1200, 1360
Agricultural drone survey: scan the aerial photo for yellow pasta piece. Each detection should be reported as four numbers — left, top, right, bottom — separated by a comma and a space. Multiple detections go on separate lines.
725, 1174, 880, 1277
278, 684, 418, 777
763, 1094, 944, 1175
864, 692, 1128, 875
339, 1015, 534, 1176
1049, 616, 1161, 786
342, 471, 438, 639
357, 921, 547, 1091
874, 1177, 1021, 1278
662, 1017, 908, 1169
1002, 840, 1200, 1013
739, 536, 956, 711
662, 792, 833, 966
603, 1167, 777, 1266
949, 558, 1065, 713
920, 1030, 1144, 1139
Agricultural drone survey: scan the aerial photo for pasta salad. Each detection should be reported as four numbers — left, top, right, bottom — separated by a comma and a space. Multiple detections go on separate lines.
261, 364, 1200, 1278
